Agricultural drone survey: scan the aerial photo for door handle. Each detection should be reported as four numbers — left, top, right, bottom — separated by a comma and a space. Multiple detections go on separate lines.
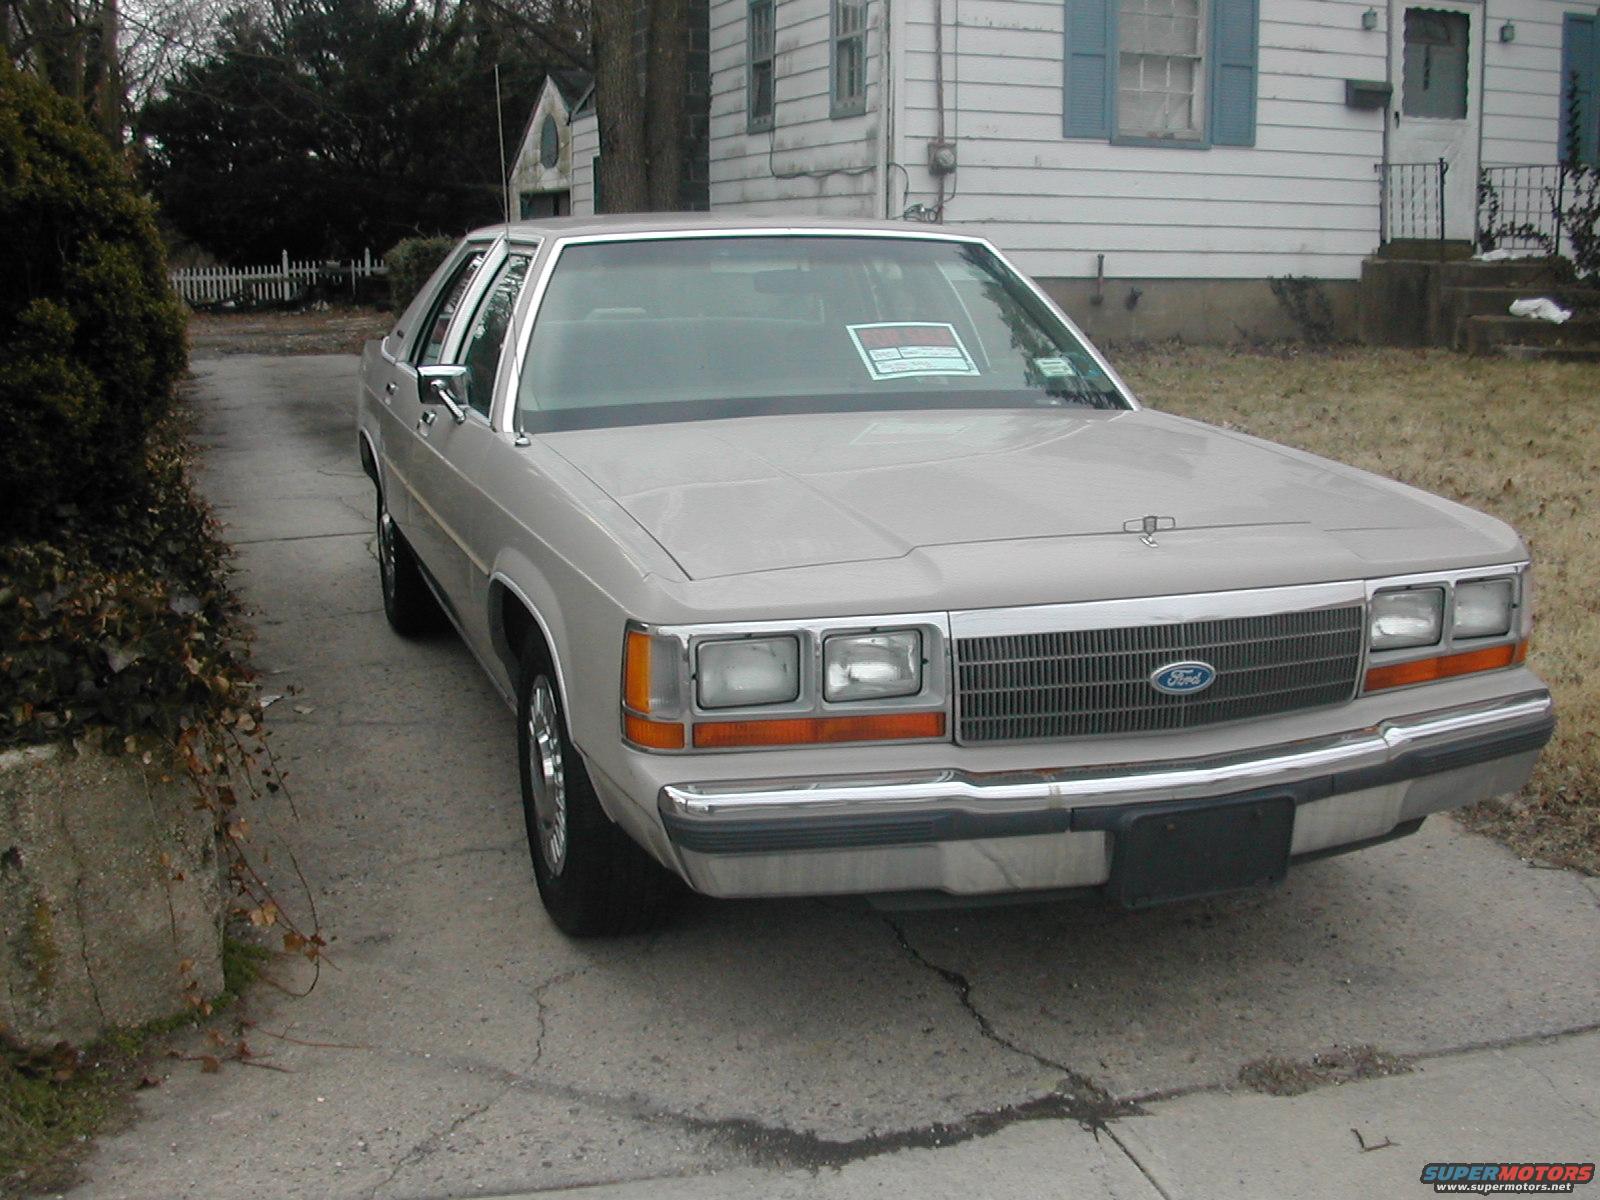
418, 410, 437, 428
384, 380, 397, 396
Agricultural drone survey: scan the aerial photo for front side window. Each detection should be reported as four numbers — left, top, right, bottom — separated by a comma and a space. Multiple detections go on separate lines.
1118, 0, 1204, 139
515, 236, 1127, 432
415, 249, 487, 365
832, 0, 868, 116
458, 253, 532, 416
748, 0, 775, 131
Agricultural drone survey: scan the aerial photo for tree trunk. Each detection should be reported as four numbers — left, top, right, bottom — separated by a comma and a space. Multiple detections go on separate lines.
644, 0, 685, 210
590, 0, 647, 212
95, 0, 121, 143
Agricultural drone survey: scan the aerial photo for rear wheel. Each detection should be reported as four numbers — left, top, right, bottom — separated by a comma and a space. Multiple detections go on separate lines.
377, 494, 446, 637
517, 632, 678, 936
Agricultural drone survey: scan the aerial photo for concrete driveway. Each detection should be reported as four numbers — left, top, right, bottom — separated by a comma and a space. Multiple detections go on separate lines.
70, 354, 1600, 1199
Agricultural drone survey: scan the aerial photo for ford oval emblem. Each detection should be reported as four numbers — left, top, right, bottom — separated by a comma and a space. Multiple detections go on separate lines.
1150, 661, 1217, 695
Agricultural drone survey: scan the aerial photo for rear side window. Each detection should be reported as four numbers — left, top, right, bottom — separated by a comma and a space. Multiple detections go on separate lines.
415, 249, 487, 366
458, 253, 533, 416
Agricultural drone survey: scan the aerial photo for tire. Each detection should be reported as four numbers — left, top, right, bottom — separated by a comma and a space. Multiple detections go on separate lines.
377, 493, 446, 637
516, 632, 678, 936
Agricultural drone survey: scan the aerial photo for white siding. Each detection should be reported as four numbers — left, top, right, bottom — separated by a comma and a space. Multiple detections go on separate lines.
571, 109, 599, 216
1481, 0, 1593, 166
688, 0, 1585, 281
706, 0, 882, 213
899, 0, 1388, 280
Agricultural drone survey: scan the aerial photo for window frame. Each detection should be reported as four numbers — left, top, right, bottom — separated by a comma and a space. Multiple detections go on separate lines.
748, 0, 776, 133
1063, 0, 1258, 150
831, 0, 869, 118
1115, 0, 1208, 143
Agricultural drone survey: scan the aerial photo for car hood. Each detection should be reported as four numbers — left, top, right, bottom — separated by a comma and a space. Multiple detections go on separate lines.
542, 408, 1520, 582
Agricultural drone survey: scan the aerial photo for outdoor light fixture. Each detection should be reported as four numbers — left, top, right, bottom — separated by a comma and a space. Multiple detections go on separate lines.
1362, 8, 1378, 30
1499, 22, 1516, 42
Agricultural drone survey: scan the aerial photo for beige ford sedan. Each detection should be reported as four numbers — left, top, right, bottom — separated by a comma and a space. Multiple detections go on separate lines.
358, 216, 1554, 936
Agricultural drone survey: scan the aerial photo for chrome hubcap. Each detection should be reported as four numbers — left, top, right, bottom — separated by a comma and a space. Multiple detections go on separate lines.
378, 509, 395, 597
527, 676, 568, 875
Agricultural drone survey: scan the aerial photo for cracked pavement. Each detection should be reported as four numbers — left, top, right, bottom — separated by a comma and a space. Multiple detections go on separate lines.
65, 355, 1600, 1199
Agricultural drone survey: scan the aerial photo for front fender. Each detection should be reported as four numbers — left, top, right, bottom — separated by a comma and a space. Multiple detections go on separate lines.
487, 549, 574, 721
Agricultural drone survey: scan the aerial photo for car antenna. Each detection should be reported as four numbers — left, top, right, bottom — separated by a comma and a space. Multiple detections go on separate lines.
495, 62, 511, 231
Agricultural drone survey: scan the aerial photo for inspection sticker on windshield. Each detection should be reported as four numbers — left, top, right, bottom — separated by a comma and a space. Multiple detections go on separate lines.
847, 322, 979, 380
1033, 356, 1077, 378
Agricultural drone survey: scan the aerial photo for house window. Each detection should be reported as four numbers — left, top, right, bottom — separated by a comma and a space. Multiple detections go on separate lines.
1402, 10, 1469, 120
832, 0, 868, 117
1065, 0, 1258, 147
1118, 0, 1204, 139
749, 0, 776, 132
1559, 13, 1598, 166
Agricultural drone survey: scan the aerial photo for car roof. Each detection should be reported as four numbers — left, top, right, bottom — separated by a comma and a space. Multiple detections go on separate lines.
466, 213, 984, 241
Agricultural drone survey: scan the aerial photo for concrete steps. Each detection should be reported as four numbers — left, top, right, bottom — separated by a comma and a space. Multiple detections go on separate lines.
1360, 252, 1598, 353
1441, 286, 1600, 350
1462, 313, 1600, 357
1435, 258, 1575, 290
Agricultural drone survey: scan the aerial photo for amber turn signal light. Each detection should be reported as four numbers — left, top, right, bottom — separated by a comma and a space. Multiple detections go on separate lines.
624, 712, 685, 750
1365, 641, 1526, 692
692, 711, 946, 749
624, 629, 654, 713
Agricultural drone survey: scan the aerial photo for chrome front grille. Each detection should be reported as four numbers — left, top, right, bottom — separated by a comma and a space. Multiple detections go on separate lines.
955, 606, 1364, 743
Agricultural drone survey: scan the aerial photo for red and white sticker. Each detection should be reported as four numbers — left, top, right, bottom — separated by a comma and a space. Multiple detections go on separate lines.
847, 322, 979, 381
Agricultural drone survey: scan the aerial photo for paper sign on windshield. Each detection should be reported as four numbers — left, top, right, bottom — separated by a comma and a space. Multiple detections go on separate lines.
847, 322, 979, 381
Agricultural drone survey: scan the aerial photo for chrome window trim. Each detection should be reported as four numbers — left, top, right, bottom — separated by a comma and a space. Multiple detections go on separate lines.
498, 227, 1142, 432
388, 234, 499, 365
432, 235, 510, 373
623, 612, 954, 754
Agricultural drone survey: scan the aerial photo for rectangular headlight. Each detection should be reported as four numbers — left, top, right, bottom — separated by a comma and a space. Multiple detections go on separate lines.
824, 631, 922, 702
1370, 587, 1444, 650
1453, 578, 1515, 639
697, 636, 800, 709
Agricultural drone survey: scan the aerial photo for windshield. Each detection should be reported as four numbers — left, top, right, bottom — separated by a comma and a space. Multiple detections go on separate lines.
515, 235, 1128, 431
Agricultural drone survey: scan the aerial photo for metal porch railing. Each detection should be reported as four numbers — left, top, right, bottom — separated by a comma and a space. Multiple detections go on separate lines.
1378, 159, 1449, 244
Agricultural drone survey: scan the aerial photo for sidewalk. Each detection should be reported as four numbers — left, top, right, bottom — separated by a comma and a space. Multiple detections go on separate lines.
506, 1028, 1600, 1200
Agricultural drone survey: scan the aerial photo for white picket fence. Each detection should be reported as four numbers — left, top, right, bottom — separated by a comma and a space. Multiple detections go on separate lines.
169, 249, 386, 306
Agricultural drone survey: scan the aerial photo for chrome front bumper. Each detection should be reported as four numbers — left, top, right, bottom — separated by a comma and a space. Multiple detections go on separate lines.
655, 690, 1555, 899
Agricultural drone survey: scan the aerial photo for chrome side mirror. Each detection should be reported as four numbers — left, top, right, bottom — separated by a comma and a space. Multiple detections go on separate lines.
417, 364, 469, 424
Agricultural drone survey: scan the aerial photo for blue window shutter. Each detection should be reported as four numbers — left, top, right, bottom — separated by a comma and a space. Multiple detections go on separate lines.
1209, 0, 1259, 146
1561, 14, 1598, 167
1064, 0, 1113, 139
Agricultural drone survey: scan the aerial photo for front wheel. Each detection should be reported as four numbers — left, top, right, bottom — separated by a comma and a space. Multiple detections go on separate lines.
517, 634, 678, 936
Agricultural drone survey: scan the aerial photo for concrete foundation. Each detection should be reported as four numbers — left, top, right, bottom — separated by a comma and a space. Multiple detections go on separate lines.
1037, 276, 1360, 344
0, 741, 224, 1048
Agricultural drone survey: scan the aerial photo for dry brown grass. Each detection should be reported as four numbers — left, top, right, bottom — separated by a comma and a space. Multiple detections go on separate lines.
187, 308, 389, 357
1115, 344, 1599, 874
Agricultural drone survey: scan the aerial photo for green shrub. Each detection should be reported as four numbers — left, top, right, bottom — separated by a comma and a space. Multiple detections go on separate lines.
384, 235, 456, 312
0, 61, 188, 541
0, 413, 251, 750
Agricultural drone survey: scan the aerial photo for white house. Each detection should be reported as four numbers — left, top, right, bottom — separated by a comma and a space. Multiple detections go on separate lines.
509, 71, 592, 219
570, 1, 1600, 338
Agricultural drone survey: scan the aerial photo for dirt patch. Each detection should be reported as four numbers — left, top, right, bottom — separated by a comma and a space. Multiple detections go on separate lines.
187, 308, 390, 358
1118, 344, 1599, 876
1237, 1044, 1415, 1097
